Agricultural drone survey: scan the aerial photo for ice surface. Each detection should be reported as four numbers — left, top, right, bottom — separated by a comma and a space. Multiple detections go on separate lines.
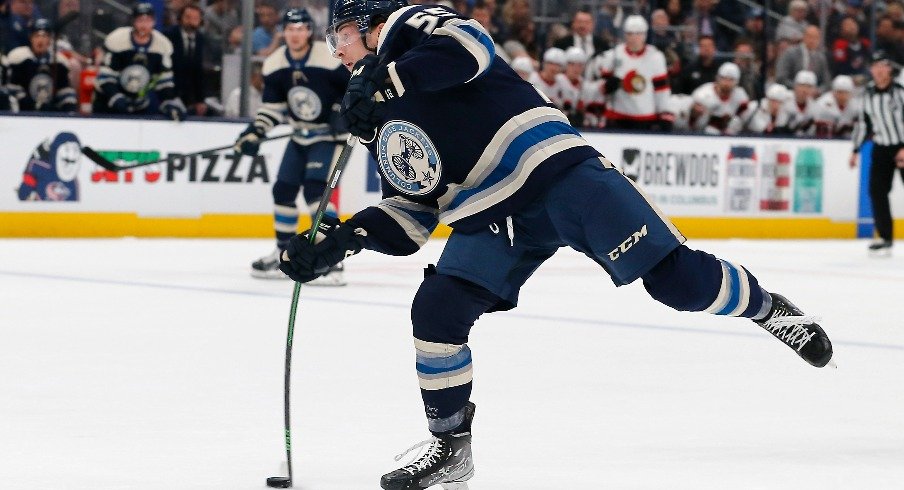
1, 238, 902, 489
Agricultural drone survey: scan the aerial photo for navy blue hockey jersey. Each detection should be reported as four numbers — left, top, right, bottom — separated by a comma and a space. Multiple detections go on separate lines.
255, 42, 350, 145
94, 27, 176, 113
350, 4, 602, 255
6, 46, 77, 112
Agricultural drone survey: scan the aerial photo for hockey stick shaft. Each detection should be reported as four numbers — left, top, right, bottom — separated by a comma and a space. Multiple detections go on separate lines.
279, 134, 358, 485
82, 132, 295, 172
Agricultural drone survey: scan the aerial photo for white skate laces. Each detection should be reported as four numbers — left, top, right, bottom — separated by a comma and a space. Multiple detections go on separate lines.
394, 437, 445, 475
759, 314, 821, 352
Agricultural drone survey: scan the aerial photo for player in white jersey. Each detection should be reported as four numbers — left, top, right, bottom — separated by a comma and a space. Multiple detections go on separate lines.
555, 46, 592, 127
669, 91, 712, 132
734, 83, 795, 134
690, 62, 749, 135
783, 70, 817, 135
528, 47, 565, 107
509, 56, 534, 81
810, 75, 860, 138
586, 15, 671, 130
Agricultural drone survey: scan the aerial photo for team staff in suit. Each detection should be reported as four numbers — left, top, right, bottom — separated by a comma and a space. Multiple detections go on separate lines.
164, 4, 208, 116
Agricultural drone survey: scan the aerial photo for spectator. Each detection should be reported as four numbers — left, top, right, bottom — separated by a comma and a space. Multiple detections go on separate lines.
528, 47, 565, 106
875, 16, 904, 65
648, 8, 682, 87
480, 0, 507, 42
204, 0, 239, 60
664, 0, 685, 27
691, 62, 749, 134
224, 24, 243, 55
224, 60, 262, 117
775, 25, 831, 91
253, 3, 282, 57
677, 35, 720, 94
742, 8, 766, 57
810, 75, 860, 138
684, 0, 733, 51
164, 0, 191, 27
544, 22, 569, 51
509, 55, 534, 81
92, 2, 186, 121
555, 8, 608, 58
831, 16, 871, 81
3, 0, 42, 53
735, 83, 794, 134
51, 0, 88, 57
783, 70, 817, 134
775, 0, 809, 43
734, 39, 760, 99
165, 4, 207, 116
6, 18, 76, 111
594, 0, 624, 46
509, 19, 540, 61
501, 0, 531, 28
470, 0, 509, 62
587, 15, 672, 130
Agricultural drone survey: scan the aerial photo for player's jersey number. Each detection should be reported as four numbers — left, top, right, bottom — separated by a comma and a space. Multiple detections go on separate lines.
404, 7, 456, 35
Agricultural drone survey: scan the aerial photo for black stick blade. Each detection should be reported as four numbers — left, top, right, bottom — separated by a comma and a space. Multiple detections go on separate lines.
266, 476, 292, 488
81, 147, 120, 171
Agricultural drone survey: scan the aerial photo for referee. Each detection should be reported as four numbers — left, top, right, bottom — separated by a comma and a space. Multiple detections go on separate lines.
850, 50, 904, 254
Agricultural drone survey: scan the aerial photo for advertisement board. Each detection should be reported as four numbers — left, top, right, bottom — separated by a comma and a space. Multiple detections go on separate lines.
2, 114, 900, 238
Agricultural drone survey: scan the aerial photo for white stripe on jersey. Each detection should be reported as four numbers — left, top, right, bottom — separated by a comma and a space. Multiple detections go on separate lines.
433, 19, 494, 82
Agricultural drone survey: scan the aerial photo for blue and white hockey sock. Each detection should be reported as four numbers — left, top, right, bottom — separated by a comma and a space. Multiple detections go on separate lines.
274, 203, 299, 250
642, 245, 770, 319
415, 339, 474, 434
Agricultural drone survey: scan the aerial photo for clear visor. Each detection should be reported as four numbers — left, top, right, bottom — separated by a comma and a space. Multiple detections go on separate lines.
326, 22, 361, 56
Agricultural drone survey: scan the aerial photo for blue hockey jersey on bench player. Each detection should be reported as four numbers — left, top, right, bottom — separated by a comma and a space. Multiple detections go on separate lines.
351, 4, 602, 255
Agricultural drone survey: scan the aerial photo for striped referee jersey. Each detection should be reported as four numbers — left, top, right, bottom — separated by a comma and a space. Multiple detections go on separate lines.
852, 80, 904, 151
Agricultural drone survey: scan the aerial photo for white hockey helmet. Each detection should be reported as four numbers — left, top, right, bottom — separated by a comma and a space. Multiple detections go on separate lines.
623, 15, 649, 34
831, 74, 854, 92
510, 56, 534, 75
564, 46, 588, 64
794, 70, 817, 86
543, 47, 567, 66
717, 62, 741, 81
766, 83, 791, 101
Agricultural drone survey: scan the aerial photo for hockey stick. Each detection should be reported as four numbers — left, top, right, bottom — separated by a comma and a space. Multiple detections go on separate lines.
266, 134, 359, 489
81, 132, 295, 172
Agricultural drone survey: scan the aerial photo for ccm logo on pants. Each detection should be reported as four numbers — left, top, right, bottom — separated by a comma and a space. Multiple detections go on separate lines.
608, 224, 648, 261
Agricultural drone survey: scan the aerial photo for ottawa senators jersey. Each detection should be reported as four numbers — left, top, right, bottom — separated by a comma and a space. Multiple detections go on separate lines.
586, 43, 670, 121
809, 92, 861, 138
691, 82, 749, 134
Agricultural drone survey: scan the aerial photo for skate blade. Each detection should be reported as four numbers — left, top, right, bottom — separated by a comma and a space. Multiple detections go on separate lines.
441, 467, 474, 489
306, 274, 347, 287
868, 249, 892, 258
825, 358, 837, 369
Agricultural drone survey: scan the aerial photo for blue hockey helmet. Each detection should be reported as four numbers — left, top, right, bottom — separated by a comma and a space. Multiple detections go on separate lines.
283, 8, 314, 28
132, 2, 155, 18
326, 0, 408, 53
29, 18, 53, 35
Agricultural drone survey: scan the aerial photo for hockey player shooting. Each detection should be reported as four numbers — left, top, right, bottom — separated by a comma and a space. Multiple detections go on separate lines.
278, 1, 836, 488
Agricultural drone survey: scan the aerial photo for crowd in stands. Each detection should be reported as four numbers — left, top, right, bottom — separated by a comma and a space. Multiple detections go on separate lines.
0, 0, 901, 138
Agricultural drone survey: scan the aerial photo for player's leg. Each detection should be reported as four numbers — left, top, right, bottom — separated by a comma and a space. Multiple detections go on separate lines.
250, 141, 305, 278
300, 141, 347, 286
381, 212, 559, 490
546, 157, 833, 367
868, 144, 896, 253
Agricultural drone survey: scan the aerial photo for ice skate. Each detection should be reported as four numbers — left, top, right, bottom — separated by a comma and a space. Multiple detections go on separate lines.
250, 248, 289, 279
868, 239, 892, 257
754, 293, 834, 368
306, 262, 347, 287
381, 402, 475, 490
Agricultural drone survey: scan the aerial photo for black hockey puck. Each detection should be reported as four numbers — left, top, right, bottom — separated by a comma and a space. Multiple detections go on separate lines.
266, 476, 292, 488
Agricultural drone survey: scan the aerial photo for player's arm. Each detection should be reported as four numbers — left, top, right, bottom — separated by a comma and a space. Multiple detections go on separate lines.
234, 67, 287, 155
381, 6, 495, 95
350, 197, 439, 256
52, 64, 78, 112
153, 37, 186, 121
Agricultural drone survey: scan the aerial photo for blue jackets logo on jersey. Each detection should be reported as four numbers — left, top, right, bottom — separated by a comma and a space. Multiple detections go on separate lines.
287, 86, 323, 121
28, 73, 54, 106
120, 64, 151, 94
378, 121, 442, 196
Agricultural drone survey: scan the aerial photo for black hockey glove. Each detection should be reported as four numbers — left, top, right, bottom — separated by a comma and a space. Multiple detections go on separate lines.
109, 94, 134, 114
341, 54, 389, 140
233, 124, 265, 156
279, 216, 366, 283
603, 76, 622, 95
160, 99, 187, 121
